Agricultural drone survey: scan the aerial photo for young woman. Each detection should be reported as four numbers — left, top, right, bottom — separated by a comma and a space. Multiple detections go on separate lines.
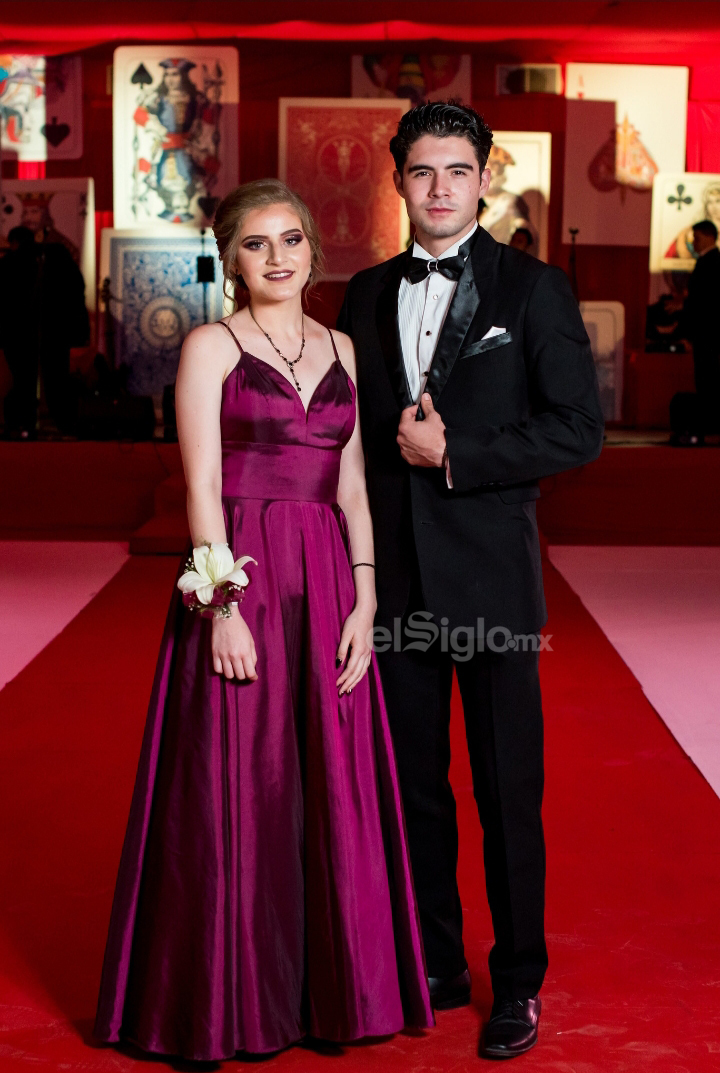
94, 179, 433, 1061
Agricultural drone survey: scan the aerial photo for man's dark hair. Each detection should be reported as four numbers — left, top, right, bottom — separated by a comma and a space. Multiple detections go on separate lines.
390, 101, 493, 173
692, 219, 718, 241
512, 227, 534, 246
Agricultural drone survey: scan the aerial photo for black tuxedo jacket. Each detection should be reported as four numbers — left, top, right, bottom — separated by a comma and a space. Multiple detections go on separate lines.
337, 227, 604, 635
684, 246, 720, 352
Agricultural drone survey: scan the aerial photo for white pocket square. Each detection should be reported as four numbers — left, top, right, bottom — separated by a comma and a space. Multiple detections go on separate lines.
481, 326, 506, 340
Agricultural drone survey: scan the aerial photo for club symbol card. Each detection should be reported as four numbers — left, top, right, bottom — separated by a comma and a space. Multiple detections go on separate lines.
650, 172, 720, 273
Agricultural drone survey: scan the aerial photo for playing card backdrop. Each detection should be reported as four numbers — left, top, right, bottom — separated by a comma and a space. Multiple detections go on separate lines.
650, 172, 720, 273
351, 54, 471, 105
279, 99, 409, 280
0, 54, 83, 161
479, 132, 551, 262
113, 47, 239, 230
564, 64, 688, 246
1, 178, 96, 308
100, 230, 232, 395
579, 301, 625, 422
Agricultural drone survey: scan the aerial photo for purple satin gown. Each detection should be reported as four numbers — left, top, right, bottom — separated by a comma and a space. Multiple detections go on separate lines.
94, 324, 433, 1061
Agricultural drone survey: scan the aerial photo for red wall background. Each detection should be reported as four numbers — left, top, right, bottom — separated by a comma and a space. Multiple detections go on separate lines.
3, 2, 720, 352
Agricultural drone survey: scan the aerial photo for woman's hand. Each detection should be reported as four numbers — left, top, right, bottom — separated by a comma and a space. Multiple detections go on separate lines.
211, 605, 258, 681
336, 605, 375, 696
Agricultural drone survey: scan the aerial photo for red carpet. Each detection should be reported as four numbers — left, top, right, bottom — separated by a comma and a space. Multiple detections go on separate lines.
1, 557, 719, 1071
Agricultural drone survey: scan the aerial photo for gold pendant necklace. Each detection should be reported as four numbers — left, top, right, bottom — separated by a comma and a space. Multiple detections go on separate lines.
249, 306, 306, 392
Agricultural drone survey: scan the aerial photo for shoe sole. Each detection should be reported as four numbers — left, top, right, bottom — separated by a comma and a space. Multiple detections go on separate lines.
432, 991, 472, 1011
481, 1035, 538, 1060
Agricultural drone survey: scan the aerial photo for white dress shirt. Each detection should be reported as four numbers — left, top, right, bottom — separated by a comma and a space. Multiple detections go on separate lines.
397, 222, 477, 403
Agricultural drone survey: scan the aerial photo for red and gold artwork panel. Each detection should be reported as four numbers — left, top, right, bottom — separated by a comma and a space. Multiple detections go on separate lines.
279, 99, 409, 280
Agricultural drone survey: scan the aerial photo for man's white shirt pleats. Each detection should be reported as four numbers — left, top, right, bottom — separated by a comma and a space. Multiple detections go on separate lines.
397, 223, 478, 403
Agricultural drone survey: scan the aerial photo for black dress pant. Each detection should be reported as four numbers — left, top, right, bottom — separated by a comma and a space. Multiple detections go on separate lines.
693, 344, 720, 433
376, 567, 548, 1000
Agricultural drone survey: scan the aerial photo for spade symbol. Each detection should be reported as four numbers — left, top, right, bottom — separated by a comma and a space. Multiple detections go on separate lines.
588, 129, 618, 193
198, 196, 219, 220
131, 64, 153, 86
41, 116, 71, 147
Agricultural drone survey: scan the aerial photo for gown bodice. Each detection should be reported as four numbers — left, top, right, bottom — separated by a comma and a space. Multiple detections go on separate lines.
219, 327, 356, 504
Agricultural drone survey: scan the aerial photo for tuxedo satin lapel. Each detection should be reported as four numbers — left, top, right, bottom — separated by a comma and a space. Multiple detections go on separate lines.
376, 253, 413, 411
424, 228, 498, 406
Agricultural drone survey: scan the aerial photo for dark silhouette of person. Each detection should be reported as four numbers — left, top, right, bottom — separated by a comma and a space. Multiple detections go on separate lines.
509, 227, 534, 252
646, 276, 688, 353
0, 225, 88, 437
682, 219, 720, 438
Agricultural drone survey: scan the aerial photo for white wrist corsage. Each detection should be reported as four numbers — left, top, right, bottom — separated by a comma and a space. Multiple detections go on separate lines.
177, 542, 256, 618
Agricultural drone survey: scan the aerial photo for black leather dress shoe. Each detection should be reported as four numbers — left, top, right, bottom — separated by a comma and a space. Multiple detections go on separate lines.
481, 996, 541, 1059
428, 969, 472, 1010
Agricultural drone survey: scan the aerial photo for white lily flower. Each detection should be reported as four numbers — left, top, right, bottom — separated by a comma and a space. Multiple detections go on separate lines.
178, 543, 257, 605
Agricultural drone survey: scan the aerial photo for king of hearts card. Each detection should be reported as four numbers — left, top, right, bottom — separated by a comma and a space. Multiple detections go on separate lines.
113, 47, 239, 230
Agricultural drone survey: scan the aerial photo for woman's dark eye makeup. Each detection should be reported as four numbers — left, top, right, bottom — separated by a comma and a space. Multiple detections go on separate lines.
242, 232, 304, 251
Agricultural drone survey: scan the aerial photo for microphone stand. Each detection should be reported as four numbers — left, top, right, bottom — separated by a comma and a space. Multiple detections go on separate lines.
568, 228, 579, 302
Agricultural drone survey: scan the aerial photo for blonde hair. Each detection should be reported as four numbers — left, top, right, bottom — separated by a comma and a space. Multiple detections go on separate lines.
213, 179, 325, 300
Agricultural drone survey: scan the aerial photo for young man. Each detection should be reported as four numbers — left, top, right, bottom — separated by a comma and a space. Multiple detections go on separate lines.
338, 102, 603, 1059
683, 219, 720, 439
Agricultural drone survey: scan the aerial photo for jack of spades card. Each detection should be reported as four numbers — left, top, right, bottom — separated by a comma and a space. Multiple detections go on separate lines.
113, 47, 239, 229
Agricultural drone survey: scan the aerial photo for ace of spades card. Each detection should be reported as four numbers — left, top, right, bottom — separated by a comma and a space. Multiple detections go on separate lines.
0, 53, 82, 161
44, 55, 84, 160
279, 98, 409, 280
564, 63, 688, 246
113, 47, 239, 230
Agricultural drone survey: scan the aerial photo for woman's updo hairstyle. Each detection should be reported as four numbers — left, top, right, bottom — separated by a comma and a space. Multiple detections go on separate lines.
213, 179, 325, 301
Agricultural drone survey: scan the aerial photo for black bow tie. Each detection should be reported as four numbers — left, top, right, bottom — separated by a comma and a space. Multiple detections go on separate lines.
404, 251, 468, 285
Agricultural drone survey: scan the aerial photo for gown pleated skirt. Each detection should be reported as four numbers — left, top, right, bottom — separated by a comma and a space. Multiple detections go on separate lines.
94, 338, 433, 1061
